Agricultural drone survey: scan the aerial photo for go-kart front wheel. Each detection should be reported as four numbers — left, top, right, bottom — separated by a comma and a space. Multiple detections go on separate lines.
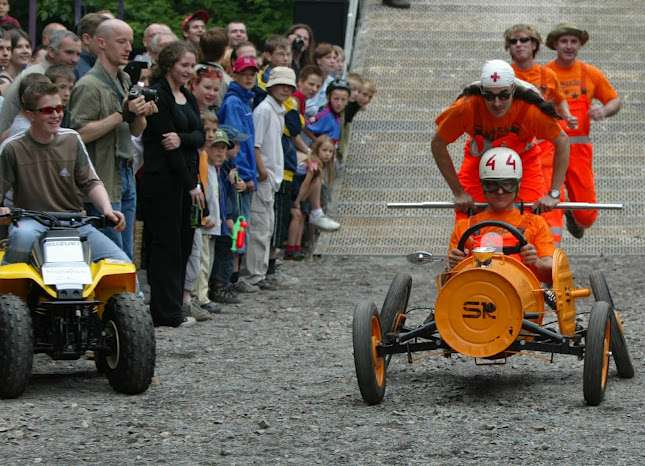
583, 301, 611, 406
97, 293, 156, 395
352, 301, 386, 405
380, 273, 412, 343
589, 271, 634, 379
0, 295, 33, 399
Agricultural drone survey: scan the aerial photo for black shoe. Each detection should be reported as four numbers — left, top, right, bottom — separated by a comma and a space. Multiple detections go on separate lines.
565, 210, 585, 239
210, 286, 242, 304
383, 0, 410, 8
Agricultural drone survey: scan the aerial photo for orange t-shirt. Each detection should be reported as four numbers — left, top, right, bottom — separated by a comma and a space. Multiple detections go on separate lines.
545, 60, 618, 103
449, 209, 555, 259
512, 63, 565, 105
435, 95, 562, 144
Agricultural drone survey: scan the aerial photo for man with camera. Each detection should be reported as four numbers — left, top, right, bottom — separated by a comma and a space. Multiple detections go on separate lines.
69, 19, 157, 259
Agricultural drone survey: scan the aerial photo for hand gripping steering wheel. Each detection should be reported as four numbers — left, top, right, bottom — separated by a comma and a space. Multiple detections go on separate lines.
456, 220, 528, 255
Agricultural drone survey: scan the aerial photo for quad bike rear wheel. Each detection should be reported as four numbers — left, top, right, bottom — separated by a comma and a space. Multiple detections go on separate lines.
589, 271, 634, 379
583, 301, 611, 406
352, 301, 386, 405
380, 273, 412, 344
0, 294, 33, 399
96, 293, 155, 394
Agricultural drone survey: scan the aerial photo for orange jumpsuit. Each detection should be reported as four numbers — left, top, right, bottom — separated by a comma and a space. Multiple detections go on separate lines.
545, 60, 619, 228
435, 95, 562, 221
449, 209, 555, 275
512, 63, 567, 244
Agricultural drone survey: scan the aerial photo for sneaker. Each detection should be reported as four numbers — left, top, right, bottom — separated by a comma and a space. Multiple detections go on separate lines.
257, 279, 280, 291
210, 286, 242, 304
284, 250, 305, 261
183, 301, 212, 321
309, 214, 340, 232
565, 210, 585, 239
267, 270, 299, 286
200, 301, 222, 314
232, 280, 260, 293
179, 316, 197, 327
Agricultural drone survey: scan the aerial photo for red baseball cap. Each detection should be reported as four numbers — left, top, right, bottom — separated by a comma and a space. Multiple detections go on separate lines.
181, 10, 209, 31
232, 56, 259, 73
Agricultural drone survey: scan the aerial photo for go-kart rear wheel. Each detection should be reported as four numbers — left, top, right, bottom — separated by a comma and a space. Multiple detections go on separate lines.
0, 295, 33, 399
380, 273, 412, 343
352, 301, 386, 405
589, 271, 634, 379
97, 293, 156, 395
583, 301, 611, 406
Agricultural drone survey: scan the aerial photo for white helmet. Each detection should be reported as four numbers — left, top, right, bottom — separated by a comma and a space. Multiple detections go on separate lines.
479, 147, 523, 180
480, 59, 515, 89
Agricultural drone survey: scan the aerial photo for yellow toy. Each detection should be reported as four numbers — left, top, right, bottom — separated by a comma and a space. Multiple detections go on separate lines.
0, 209, 155, 399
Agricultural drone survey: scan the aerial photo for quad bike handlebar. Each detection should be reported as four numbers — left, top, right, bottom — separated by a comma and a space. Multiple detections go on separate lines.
3, 208, 117, 229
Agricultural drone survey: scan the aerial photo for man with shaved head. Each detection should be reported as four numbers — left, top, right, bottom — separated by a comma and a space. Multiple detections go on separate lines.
69, 19, 157, 258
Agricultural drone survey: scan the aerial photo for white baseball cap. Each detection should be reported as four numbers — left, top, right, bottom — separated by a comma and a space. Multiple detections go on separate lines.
480, 60, 515, 89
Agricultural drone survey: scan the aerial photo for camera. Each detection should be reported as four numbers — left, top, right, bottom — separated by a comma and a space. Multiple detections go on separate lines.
292, 37, 305, 54
128, 84, 158, 103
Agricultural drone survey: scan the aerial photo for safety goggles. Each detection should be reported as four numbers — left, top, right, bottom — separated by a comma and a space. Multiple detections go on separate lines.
34, 105, 65, 115
482, 179, 519, 194
509, 37, 532, 45
481, 89, 513, 102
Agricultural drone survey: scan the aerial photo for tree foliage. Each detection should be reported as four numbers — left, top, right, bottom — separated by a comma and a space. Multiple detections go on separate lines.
13, 0, 294, 50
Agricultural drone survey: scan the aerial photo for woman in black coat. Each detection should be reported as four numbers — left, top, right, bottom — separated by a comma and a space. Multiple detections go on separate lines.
141, 41, 204, 327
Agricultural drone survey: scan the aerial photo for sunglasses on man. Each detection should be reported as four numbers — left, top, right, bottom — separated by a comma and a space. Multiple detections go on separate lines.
32, 105, 65, 115
509, 37, 532, 45
482, 179, 519, 194
481, 89, 514, 102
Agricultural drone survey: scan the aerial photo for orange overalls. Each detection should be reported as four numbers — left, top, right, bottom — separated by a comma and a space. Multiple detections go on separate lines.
559, 64, 597, 228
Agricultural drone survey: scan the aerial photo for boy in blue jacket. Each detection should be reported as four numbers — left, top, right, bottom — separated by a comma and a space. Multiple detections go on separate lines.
218, 56, 259, 221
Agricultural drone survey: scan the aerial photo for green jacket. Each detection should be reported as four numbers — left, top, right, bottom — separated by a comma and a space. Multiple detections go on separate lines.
69, 60, 132, 201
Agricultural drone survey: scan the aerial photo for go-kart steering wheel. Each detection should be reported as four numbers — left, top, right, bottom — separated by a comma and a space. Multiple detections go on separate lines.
456, 220, 528, 255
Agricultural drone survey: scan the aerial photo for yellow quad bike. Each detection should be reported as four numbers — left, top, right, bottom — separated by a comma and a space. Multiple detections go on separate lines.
0, 209, 155, 399
352, 218, 634, 407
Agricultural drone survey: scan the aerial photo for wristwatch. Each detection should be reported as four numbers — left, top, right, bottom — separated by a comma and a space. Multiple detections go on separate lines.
548, 189, 561, 199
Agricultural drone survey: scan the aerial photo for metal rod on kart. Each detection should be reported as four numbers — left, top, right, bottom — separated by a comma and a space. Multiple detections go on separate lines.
387, 201, 623, 210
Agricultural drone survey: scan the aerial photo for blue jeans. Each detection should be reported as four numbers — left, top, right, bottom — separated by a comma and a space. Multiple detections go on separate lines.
3, 218, 130, 264
86, 159, 136, 260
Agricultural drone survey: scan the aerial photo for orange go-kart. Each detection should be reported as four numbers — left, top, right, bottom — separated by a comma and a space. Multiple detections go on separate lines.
352, 220, 634, 406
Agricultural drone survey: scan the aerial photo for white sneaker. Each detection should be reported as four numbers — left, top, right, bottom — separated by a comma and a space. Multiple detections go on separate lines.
310, 214, 340, 232
179, 316, 196, 327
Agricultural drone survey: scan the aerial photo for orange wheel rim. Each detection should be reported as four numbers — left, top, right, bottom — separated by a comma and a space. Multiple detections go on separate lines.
370, 315, 385, 386
601, 319, 610, 388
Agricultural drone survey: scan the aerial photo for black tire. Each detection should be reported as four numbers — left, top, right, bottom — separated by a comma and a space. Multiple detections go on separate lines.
352, 301, 386, 405
589, 271, 634, 378
583, 301, 611, 406
380, 273, 412, 343
97, 293, 155, 394
0, 294, 33, 399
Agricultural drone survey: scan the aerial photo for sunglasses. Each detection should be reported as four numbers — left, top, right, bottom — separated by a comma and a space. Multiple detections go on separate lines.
481, 89, 513, 101
34, 105, 65, 115
195, 65, 223, 79
482, 179, 519, 194
509, 37, 532, 45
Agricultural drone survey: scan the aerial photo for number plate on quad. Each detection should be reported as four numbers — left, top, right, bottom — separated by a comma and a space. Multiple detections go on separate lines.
42, 263, 92, 285
44, 240, 84, 263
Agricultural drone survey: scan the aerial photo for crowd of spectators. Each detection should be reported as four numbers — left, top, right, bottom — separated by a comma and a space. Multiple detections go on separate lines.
0, 3, 377, 327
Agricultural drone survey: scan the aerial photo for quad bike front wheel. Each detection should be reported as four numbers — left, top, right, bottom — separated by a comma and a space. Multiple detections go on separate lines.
352, 301, 386, 405
380, 273, 412, 344
0, 294, 33, 399
96, 293, 156, 395
589, 271, 634, 379
583, 301, 611, 406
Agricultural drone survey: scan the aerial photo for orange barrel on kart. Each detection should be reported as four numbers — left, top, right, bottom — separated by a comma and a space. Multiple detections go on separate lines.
435, 253, 545, 358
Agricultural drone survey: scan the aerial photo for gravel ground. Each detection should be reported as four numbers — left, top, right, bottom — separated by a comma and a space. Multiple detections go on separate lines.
1, 254, 643, 465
